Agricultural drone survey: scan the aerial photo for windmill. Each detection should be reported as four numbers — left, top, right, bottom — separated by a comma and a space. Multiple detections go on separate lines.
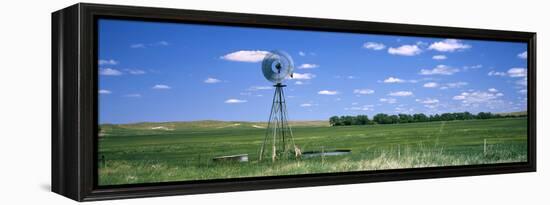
259, 50, 301, 162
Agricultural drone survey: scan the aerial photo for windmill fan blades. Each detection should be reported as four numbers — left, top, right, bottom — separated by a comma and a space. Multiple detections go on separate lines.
261, 50, 294, 83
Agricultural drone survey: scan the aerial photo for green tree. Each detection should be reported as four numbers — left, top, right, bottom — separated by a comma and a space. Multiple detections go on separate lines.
373, 113, 390, 124
389, 115, 400, 124
341, 115, 355, 126
477, 112, 493, 119
356, 115, 370, 125
413, 113, 429, 122
329, 116, 341, 126
328, 111, 513, 127
440, 113, 454, 121
463, 112, 474, 120
398, 114, 413, 123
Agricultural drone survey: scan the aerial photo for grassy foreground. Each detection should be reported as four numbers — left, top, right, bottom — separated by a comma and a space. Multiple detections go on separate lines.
98, 118, 527, 185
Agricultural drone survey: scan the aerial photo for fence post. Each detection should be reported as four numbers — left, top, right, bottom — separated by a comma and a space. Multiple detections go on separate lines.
484, 139, 487, 156
321, 146, 325, 165
398, 144, 401, 160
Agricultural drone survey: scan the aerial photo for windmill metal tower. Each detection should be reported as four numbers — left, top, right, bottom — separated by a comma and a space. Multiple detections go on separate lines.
259, 51, 300, 162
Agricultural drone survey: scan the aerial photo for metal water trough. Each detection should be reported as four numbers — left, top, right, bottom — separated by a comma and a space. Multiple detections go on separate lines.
301, 149, 351, 158
212, 154, 249, 162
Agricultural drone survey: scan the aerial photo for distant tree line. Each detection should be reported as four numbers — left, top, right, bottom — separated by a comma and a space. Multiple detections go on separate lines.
329, 112, 526, 126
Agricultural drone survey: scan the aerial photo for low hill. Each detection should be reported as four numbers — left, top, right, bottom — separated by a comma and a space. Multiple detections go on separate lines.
99, 120, 329, 137
497, 111, 527, 117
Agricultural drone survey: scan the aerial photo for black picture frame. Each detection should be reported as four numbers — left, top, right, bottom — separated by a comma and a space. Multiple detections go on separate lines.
52, 3, 536, 201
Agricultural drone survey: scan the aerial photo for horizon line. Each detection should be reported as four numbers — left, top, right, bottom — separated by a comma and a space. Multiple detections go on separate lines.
99, 110, 527, 125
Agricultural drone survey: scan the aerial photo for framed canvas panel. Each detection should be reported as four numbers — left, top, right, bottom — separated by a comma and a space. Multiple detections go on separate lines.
52, 3, 536, 201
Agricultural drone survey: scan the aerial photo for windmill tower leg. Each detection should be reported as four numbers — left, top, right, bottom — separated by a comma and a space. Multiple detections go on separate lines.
259, 84, 296, 162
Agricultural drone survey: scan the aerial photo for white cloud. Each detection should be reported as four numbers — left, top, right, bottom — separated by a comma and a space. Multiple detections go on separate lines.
298, 64, 319, 69
388, 44, 422, 56
98, 59, 118, 65
131, 41, 169, 48
463, 64, 482, 71
452, 91, 503, 104
353, 89, 375, 95
99, 68, 123, 76
155, 41, 169, 46
382, 77, 418, 84
419, 98, 439, 104
395, 105, 415, 113
99, 89, 111, 94
248, 86, 272, 91
127, 69, 146, 75
383, 77, 405, 83
488, 70, 507, 77
419, 65, 459, 75
363, 42, 386, 50
298, 51, 306, 56
124, 94, 141, 98
518, 51, 527, 59
432, 55, 447, 60
292, 73, 316, 80
295, 81, 304, 85
423, 82, 438, 88
152, 84, 171, 89
440, 82, 468, 89
220, 50, 269, 63
508, 68, 527, 78
101, 68, 146, 75
488, 88, 498, 92
204, 77, 221, 84
318, 90, 338, 95
389, 91, 413, 97
130, 44, 145, 48
516, 77, 527, 86
225, 99, 247, 104
452, 95, 466, 100
349, 104, 375, 111
379, 98, 397, 104
424, 104, 439, 109
300, 103, 312, 107
428, 39, 471, 52
416, 41, 428, 46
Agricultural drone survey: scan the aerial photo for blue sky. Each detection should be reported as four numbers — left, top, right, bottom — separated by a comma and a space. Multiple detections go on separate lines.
98, 19, 528, 124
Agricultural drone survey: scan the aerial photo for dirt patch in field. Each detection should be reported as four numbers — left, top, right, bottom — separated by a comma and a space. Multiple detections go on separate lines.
150, 126, 174, 131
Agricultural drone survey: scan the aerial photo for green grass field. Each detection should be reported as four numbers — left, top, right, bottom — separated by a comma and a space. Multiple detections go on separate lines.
98, 117, 527, 185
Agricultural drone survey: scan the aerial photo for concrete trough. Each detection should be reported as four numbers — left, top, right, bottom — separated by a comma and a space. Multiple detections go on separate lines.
212, 154, 249, 162
302, 149, 351, 158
